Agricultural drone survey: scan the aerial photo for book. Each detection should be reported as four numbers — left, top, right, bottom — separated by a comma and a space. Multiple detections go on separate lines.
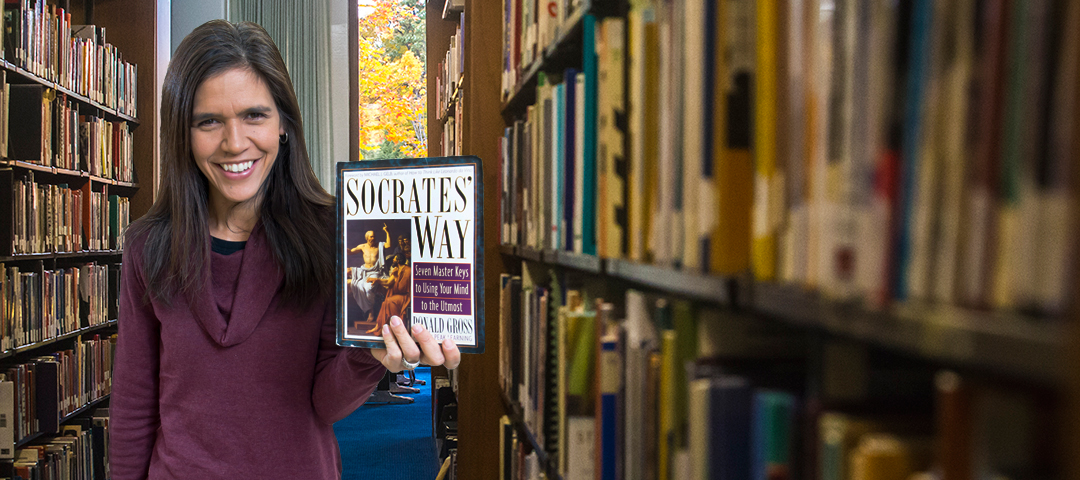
0, 379, 13, 460
335, 156, 485, 353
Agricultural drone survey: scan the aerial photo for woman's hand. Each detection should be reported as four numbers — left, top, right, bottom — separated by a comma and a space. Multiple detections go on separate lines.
370, 316, 461, 373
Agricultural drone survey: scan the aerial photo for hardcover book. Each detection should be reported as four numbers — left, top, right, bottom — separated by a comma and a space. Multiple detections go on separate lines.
335, 156, 484, 354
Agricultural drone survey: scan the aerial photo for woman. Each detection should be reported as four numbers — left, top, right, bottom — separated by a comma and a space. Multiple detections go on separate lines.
110, 20, 460, 479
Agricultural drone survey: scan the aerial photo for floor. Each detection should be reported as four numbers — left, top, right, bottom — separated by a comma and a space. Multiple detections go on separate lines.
334, 368, 441, 479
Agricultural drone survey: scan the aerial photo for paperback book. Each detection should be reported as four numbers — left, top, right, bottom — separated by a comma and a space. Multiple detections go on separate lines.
336, 156, 485, 353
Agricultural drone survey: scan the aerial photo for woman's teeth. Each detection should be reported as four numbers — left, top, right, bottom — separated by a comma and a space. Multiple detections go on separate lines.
221, 160, 254, 173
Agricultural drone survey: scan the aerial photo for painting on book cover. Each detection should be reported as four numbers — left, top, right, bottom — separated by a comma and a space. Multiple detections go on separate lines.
336, 156, 485, 354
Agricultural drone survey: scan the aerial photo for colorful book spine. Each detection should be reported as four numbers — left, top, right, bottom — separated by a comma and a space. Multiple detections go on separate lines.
710, 0, 753, 276
752, 0, 780, 282
582, 14, 599, 256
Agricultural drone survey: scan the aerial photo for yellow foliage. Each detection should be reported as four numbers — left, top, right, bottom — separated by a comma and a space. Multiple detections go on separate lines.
358, 0, 427, 158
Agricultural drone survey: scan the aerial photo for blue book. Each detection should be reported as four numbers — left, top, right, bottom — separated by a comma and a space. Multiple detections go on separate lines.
713, 376, 753, 479
752, 390, 796, 480
582, 15, 598, 256
554, 82, 566, 252
894, 0, 932, 299
597, 328, 622, 480
563, 68, 578, 251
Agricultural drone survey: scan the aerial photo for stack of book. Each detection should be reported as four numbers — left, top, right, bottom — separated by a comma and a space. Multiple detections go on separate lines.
498, 0, 1080, 317
3, 1, 138, 117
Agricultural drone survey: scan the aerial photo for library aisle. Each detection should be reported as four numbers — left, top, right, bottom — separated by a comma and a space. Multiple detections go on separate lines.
335, 368, 441, 479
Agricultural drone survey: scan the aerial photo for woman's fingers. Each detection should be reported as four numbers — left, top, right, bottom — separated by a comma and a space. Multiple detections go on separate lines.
441, 339, 461, 370
410, 323, 445, 366
390, 316, 421, 365
380, 324, 402, 372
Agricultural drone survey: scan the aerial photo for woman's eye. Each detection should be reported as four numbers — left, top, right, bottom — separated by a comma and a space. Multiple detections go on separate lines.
247, 112, 268, 120
196, 119, 219, 127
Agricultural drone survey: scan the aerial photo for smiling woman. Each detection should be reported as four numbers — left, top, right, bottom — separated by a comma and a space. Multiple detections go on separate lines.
190, 68, 285, 240
109, 19, 460, 480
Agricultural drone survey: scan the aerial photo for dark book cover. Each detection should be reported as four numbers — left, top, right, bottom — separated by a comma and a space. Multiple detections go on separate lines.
7, 84, 45, 163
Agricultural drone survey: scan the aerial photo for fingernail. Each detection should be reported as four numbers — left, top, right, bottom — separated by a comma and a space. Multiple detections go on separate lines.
412, 324, 424, 334
391, 316, 401, 327
444, 339, 455, 348
382, 325, 390, 335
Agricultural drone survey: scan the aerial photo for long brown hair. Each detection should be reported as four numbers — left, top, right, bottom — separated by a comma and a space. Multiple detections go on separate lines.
127, 20, 334, 307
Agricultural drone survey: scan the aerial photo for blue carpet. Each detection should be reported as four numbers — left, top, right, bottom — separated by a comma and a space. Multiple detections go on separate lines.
334, 368, 440, 480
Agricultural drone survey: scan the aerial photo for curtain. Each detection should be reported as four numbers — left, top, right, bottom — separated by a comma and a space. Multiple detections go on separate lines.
228, 0, 347, 189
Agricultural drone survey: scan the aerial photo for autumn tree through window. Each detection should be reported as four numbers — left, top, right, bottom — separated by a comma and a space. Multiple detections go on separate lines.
358, 0, 427, 159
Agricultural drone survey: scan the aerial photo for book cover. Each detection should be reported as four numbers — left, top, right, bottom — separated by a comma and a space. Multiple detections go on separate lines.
336, 156, 484, 354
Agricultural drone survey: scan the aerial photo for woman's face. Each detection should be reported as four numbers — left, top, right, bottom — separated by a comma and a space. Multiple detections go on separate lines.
190, 67, 285, 212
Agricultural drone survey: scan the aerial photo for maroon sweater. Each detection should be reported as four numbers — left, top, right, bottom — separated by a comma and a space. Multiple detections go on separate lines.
110, 225, 385, 479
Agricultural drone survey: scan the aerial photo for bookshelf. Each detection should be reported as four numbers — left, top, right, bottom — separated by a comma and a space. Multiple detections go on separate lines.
427, 0, 506, 477
0, 0, 162, 476
426, 0, 1080, 477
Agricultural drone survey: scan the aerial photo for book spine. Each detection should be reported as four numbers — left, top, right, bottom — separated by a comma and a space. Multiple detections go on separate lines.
582, 15, 598, 256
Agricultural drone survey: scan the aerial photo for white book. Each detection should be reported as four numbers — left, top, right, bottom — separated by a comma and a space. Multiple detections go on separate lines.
806, 0, 836, 290
681, 0, 705, 272
930, 0, 976, 303
688, 378, 712, 480
574, 73, 586, 253
859, 0, 899, 304
0, 380, 13, 460
1034, 0, 1080, 314
628, 5, 648, 262
623, 290, 657, 479
553, 82, 565, 251
654, 0, 680, 267
564, 416, 596, 480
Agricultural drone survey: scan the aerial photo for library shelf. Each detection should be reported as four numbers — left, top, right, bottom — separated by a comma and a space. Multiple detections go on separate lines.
14, 394, 111, 448
441, 0, 464, 21
518, 245, 545, 263
14, 431, 44, 449
60, 394, 111, 426
0, 160, 140, 189
547, 250, 602, 274
0, 59, 140, 126
502, 245, 1064, 385
605, 259, 736, 305
501, 2, 590, 118
0, 250, 124, 263
0, 320, 118, 361
498, 391, 560, 480
751, 282, 1065, 386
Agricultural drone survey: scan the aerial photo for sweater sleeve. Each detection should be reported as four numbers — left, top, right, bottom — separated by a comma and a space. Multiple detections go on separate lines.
311, 302, 386, 424
109, 249, 161, 480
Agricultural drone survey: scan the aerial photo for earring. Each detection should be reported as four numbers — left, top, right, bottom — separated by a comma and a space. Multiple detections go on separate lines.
280, 132, 289, 144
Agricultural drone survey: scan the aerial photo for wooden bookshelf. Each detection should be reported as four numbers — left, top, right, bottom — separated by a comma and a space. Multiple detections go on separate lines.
0, 0, 161, 473
0, 320, 117, 361
453, 0, 1080, 476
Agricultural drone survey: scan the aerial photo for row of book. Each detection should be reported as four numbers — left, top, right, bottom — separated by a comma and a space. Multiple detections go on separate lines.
7, 170, 131, 256
6, 407, 110, 480
442, 108, 463, 157
498, 264, 1049, 479
2, 78, 135, 181
3, 1, 138, 117
0, 334, 115, 451
498, 0, 1080, 316
435, 12, 465, 123
500, 0, 589, 99
0, 262, 117, 353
